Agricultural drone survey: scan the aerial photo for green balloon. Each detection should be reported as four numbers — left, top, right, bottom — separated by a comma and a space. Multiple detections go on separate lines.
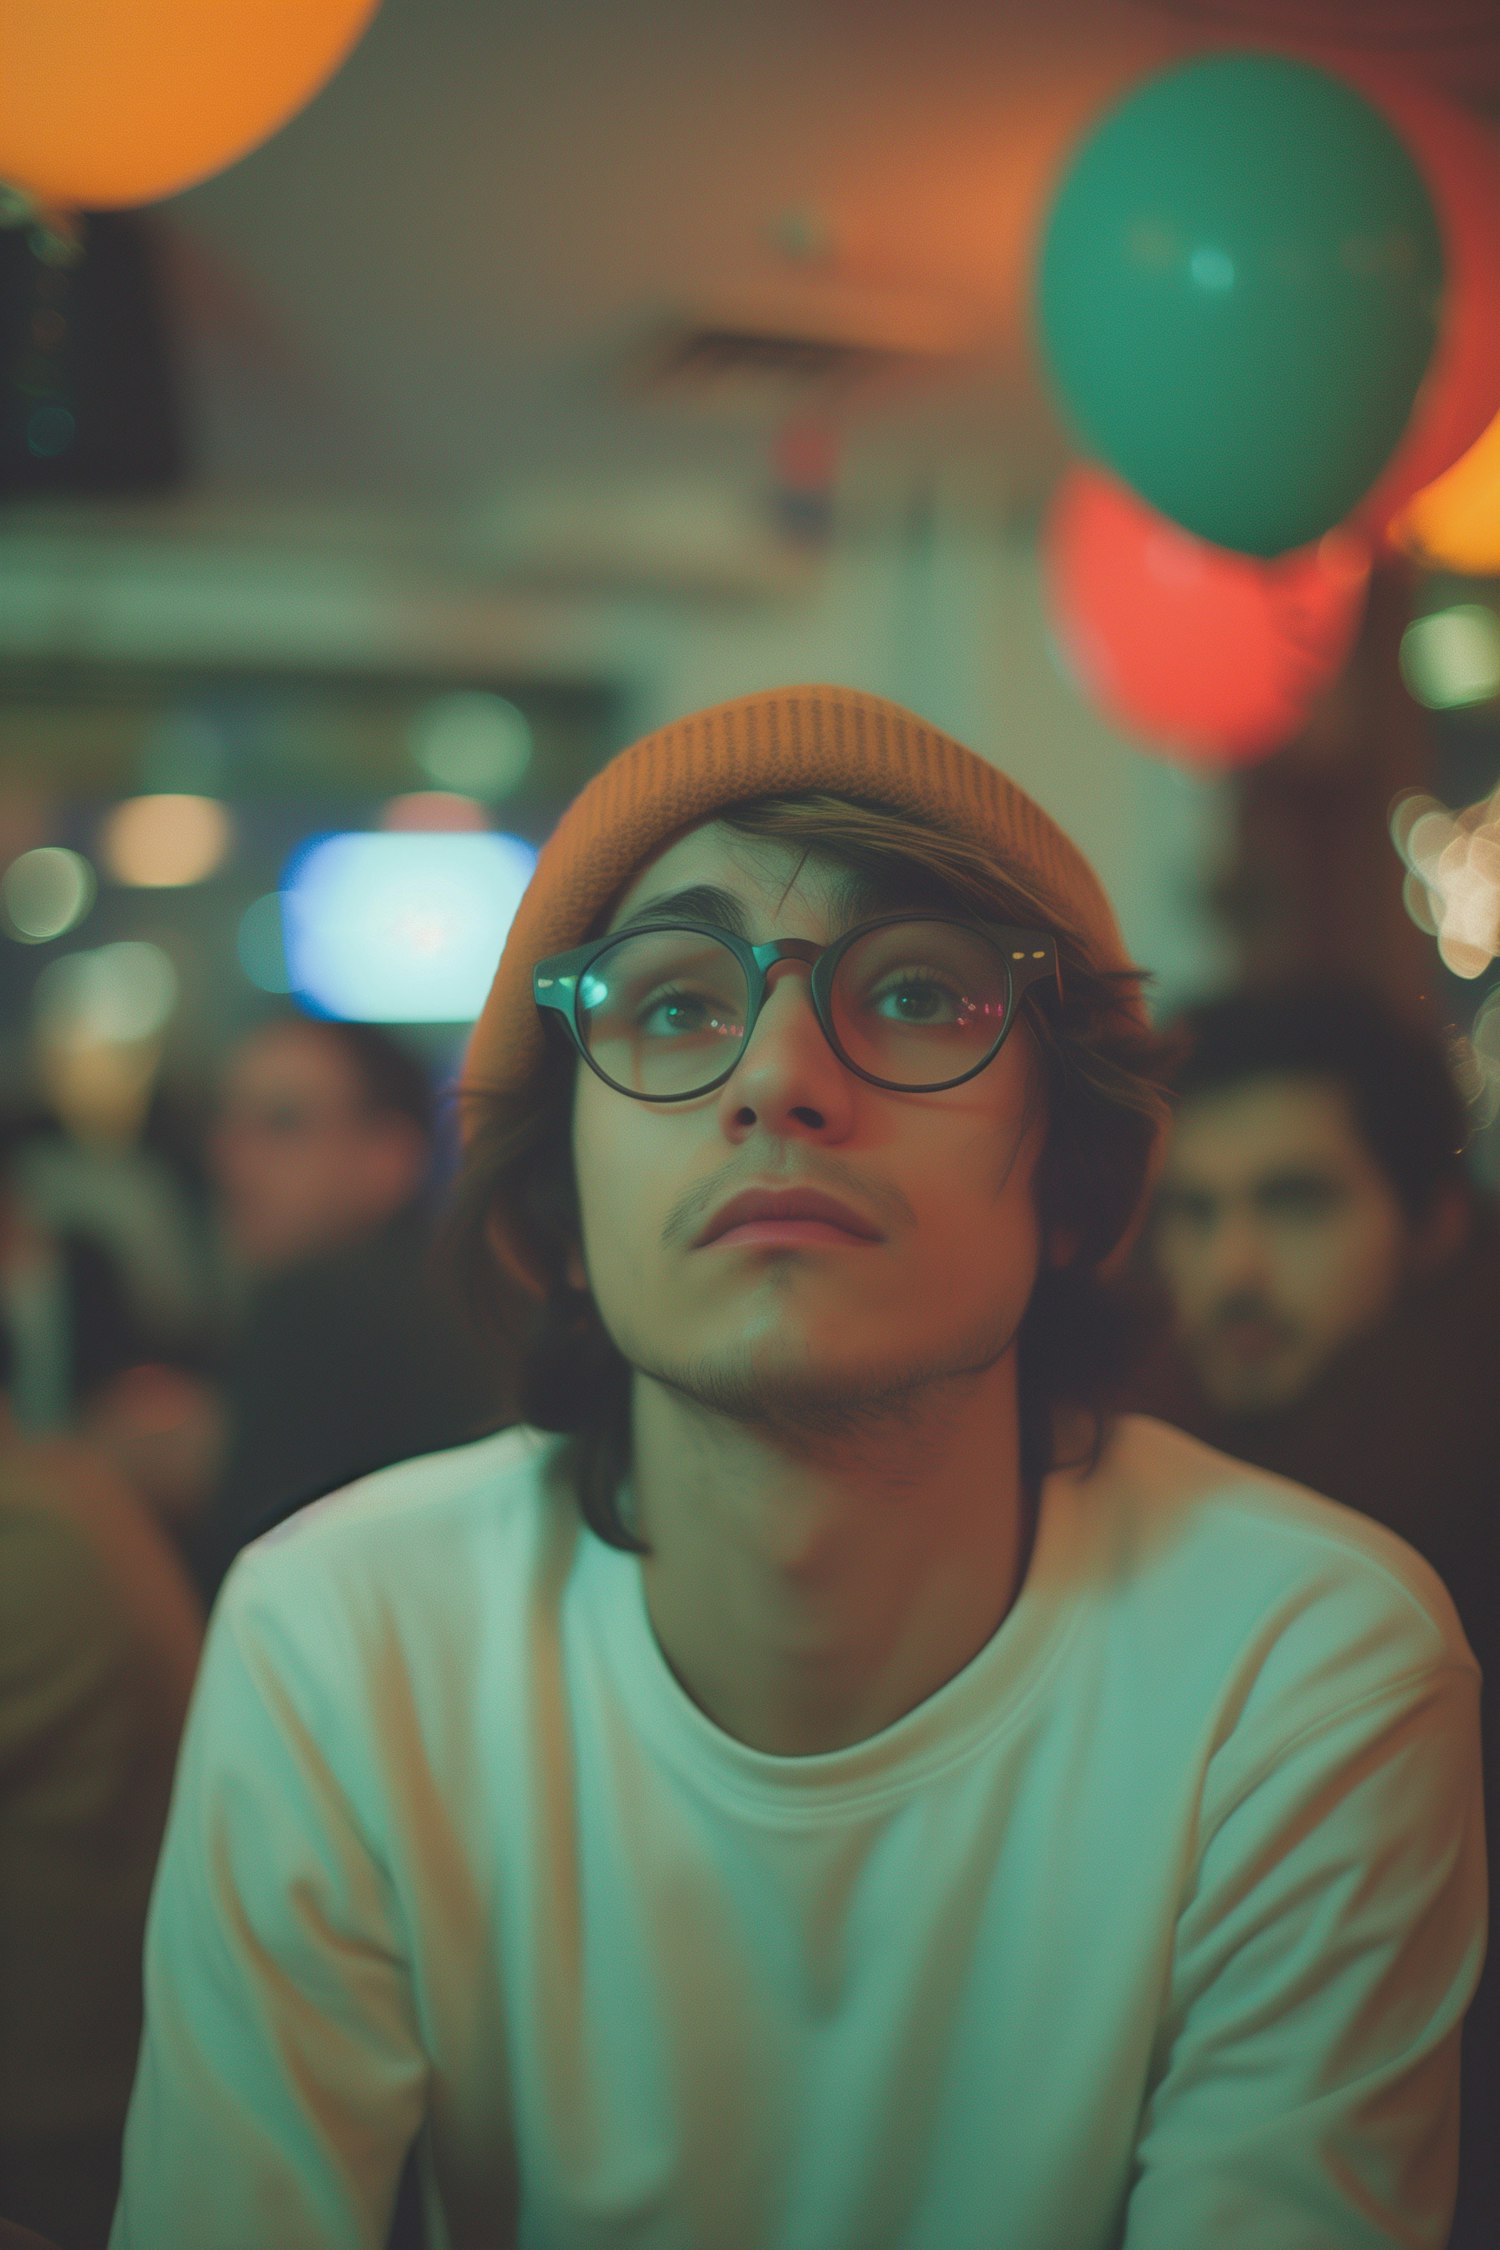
1036, 53, 1444, 556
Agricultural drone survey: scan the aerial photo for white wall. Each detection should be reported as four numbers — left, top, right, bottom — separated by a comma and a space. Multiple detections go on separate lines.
619, 498, 1235, 1017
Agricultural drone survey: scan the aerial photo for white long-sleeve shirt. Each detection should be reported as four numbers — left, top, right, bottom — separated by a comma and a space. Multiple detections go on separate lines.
111, 1415, 1485, 2250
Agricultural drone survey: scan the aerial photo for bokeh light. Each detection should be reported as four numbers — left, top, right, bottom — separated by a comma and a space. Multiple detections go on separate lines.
410, 692, 532, 800
34, 940, 180, 1043
100, 794, 234, 887
1458, 985, 1500, 1128
236, 893, 293, 994
1391, 781, 1500, 979
1391, 409, 1500, 578
2, 845, 96, 942
282, 830, 536, 1022
1398, 605, 1500, 712
379, 791, 490, 833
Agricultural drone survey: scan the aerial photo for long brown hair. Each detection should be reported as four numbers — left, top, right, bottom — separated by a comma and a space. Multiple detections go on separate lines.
446, 793, 1174, 1551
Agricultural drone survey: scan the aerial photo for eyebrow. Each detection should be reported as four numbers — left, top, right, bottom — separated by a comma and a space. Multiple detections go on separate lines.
1250, 1169, 1349, 1201
610, 884, 751, 937
1159, 1166, 1350, 1206
609, 869, 901, 941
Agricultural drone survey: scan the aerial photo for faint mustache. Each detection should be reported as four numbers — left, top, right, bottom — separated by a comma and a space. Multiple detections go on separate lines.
665, 1160, 914, 1251
1200, 1293, 1298, 1345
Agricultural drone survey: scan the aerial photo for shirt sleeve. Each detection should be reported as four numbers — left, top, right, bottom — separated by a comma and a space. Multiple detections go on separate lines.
109, 1549, 428, 2250
1123, 1661, 1487, 2250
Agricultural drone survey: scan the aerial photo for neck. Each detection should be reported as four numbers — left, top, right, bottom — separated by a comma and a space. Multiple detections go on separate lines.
630, 1359, 1034, 1757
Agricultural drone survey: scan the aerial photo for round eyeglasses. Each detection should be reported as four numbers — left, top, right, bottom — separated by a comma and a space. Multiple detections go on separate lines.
532, 915, 1061, 1102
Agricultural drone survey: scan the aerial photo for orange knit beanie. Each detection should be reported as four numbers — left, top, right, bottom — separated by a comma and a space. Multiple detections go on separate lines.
463, 683, 1139, 1105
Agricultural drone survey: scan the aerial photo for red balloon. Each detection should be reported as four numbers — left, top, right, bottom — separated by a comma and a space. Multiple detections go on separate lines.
1321, 68, 1500, 529
1044, 466, 1370, 768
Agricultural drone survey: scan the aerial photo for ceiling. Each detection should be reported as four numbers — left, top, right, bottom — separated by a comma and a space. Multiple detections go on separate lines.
4, 0, 1494, 1033
1, 0, 1496, 630
159, 0, 1156, 507
118, 0, 1495, 560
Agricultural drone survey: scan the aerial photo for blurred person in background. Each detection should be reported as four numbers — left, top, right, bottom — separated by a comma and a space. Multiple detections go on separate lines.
0, 2221, 63, 2249
1134, 979, 1500, 2250
77, 1350, 228, 1564
0, 1116, 139, 1438
197, 1014, 503, 1592
0, 1313, 202, 2250
14, 1098, 213, 1367
2, 1114, 229, 1567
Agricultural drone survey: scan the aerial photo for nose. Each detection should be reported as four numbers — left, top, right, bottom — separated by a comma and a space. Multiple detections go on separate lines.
1202, 1203, 1272, 1293
715, 958, 855, 1139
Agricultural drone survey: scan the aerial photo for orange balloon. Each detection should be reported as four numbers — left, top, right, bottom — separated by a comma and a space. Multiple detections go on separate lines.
1045, 466, 1370, 768
0, 0, 380, 209
1392, 407, 1500, 575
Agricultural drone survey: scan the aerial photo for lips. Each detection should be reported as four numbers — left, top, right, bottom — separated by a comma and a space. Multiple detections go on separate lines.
694, 1185, 883, 1248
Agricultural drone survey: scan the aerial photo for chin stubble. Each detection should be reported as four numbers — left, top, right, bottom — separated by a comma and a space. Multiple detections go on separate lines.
631, 1313, 1023, 1458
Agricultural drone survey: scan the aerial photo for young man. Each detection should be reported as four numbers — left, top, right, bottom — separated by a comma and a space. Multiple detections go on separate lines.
1136, 982, 1500, 2250
111, 688, 1484, 2250
1142, 985, 1478, 1428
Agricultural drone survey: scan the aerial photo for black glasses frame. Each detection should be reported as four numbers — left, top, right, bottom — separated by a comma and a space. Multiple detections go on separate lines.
532, 914, 1063, 1102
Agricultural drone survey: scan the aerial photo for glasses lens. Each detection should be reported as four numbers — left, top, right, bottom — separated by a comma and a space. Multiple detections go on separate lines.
577, 929, 749, 1097
830, 921, 1012, 1086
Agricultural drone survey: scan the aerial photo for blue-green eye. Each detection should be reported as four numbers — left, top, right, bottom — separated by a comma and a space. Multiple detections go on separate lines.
636, 985, 739, 1039
866, 972, 964, 1025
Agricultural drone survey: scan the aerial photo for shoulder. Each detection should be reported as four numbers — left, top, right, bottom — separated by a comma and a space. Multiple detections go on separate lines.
237, 1219, 467, 1376
1088, 1414, 1477, 1695
0, 1436, 164, 1589
257, 1211, 432, 1309
0, 1480, 120, 1652
202, 1429, 571, 1807
222, 1423, 566, 1633
0, 1444, 199, 1702
237, 1241, 375, 1349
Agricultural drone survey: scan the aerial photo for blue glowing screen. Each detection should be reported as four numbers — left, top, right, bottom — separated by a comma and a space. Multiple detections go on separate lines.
282, 831, 538, 1022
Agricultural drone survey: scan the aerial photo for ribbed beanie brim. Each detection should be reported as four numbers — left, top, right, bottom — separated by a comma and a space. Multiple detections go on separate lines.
463, 684, 1137, 1107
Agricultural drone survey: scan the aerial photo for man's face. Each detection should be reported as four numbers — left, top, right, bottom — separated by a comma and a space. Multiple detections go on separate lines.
1151, 1074, 1413, 1415
568, 825, 1049, 1444
211, 1023, 416, 1271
